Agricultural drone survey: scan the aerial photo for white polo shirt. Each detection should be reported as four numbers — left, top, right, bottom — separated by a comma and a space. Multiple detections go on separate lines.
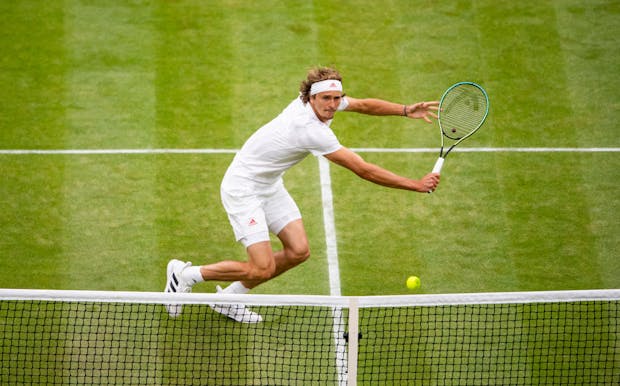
222, 96, 349, 193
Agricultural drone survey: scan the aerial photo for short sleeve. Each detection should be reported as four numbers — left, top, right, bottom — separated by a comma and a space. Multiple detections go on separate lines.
296, 122, 342, 156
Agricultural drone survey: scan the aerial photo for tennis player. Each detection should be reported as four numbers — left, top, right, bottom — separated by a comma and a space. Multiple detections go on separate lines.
165, 66, 440, 322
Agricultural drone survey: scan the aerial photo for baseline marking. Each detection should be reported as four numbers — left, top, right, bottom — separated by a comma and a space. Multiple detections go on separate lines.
0, 149, 238, 155
351, 147, 620, 153
1, 147, 618, 155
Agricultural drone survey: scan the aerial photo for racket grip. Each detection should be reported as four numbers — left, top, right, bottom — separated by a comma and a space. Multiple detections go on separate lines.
431, 157, 444, 174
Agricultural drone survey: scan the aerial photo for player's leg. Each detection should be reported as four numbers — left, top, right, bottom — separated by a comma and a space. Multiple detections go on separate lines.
209, 220, 309, 323
274, 218, 311, 272
195, 240, 276, 283
206, 240, 273, 323
194, 185, 278, 283
267, 185, 309, 273
211, 188, 308, 322
202, 218, 309, 289
167, 226, 276, 285
241, 218, 309, 289
164, 189, 272, 318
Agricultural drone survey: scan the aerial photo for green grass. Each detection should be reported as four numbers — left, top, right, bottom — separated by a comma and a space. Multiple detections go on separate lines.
0, 0, 618, 384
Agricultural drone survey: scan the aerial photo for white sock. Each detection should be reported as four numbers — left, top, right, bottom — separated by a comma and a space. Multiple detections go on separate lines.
181, 266, 204, 285
222, 281, 250, 294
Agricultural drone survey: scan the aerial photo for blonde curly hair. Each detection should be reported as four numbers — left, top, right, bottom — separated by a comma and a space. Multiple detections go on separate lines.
299, 66, 343, 103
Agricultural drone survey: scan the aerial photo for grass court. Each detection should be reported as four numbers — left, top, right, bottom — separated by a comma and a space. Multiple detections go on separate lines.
0, 1, 618, 384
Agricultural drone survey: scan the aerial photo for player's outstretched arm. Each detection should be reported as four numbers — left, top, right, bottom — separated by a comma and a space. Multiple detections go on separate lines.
324, 147, 439, 193
344, 97, 438, 123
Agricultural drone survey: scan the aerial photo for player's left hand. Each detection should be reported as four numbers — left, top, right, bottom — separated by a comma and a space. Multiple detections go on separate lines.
405, 101, 439, 123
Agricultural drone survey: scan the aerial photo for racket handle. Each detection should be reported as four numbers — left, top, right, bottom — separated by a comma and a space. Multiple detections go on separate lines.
428, 157, 444, 194
431, 157, 444, 174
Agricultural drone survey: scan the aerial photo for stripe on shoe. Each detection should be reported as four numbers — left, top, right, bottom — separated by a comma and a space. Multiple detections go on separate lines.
168, 273, 179, 293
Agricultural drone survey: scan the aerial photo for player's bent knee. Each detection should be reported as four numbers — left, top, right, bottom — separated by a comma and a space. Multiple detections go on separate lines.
288, 245, 310, 264
247, 263, 276, 282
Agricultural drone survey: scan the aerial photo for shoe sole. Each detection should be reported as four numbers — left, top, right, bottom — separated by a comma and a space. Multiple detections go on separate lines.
210, 302, 263, 324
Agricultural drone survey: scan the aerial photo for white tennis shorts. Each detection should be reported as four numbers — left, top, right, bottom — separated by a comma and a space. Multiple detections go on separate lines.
220, 182, 301, 248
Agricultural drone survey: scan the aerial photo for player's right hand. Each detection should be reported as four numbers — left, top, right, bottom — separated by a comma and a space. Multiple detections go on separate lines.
421, 172, 440, 193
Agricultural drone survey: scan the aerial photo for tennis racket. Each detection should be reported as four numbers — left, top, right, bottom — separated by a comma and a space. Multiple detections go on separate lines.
431, 82, 489, 176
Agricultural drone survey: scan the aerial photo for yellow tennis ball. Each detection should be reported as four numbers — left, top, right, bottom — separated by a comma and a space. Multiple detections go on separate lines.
406, 276, 421, 290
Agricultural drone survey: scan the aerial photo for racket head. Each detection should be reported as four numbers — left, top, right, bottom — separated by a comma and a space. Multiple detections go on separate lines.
438, 82, 489, 143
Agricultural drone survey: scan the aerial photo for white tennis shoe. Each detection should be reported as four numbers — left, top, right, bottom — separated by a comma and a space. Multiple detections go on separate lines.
209, 285, 263, 323
164, 259, 193, 317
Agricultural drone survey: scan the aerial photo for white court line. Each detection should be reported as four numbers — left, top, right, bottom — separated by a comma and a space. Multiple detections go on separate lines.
318, 156, 342, 297
351, 147, 620, 153
0, 148, 238, 154
318, 156, 349, 386
1, 147, 618, 155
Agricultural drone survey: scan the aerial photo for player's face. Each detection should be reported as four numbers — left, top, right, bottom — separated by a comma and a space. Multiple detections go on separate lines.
310, 91, 343, 122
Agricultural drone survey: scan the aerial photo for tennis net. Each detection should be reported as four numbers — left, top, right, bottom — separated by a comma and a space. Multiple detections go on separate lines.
0, 289, 618, 385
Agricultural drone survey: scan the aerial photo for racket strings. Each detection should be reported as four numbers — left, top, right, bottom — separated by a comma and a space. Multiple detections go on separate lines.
439, 85, 488, 140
